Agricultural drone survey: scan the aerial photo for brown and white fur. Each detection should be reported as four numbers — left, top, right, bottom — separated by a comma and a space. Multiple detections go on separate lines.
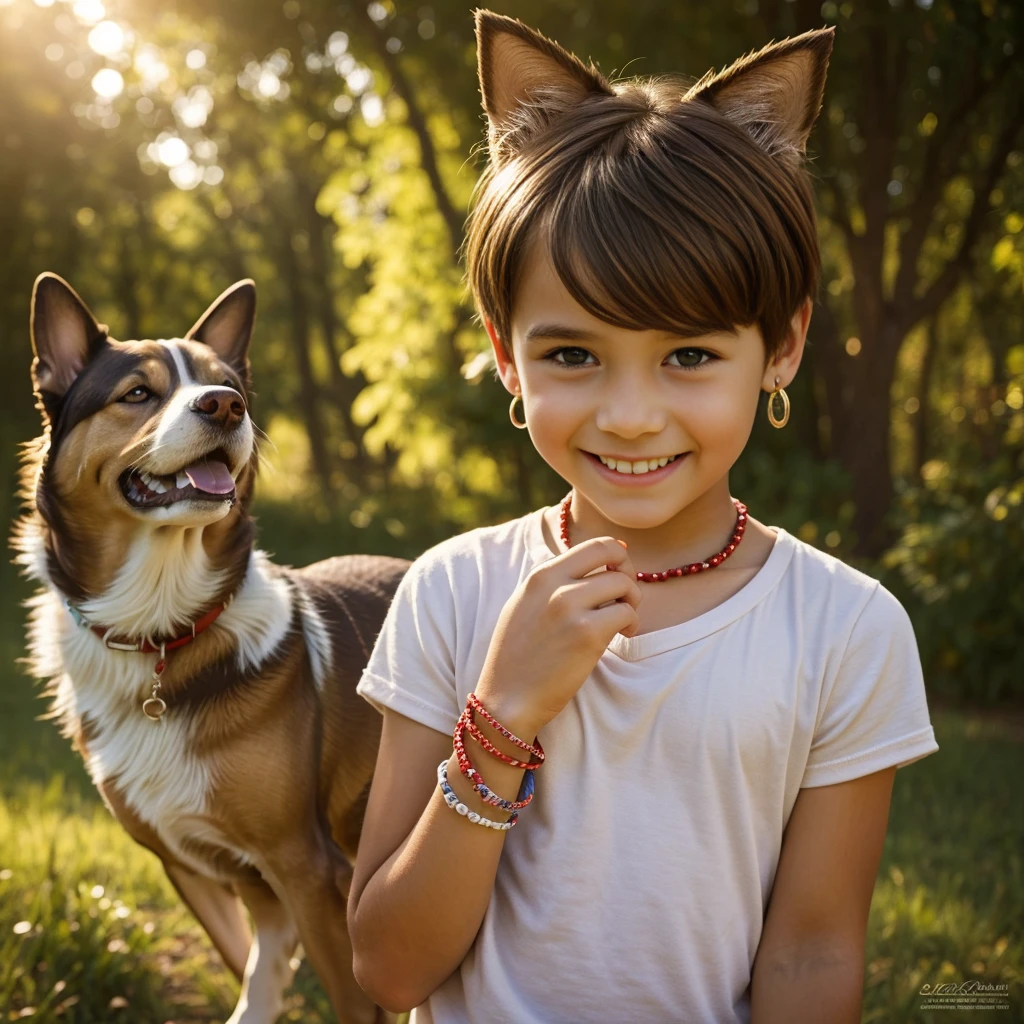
14, 273, 409, 1024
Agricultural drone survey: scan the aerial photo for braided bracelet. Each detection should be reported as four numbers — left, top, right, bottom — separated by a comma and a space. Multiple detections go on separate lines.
453, 715, 536, 812
466, 693, 545, 763
436, 760, 518, 830
458, 708, 543, 771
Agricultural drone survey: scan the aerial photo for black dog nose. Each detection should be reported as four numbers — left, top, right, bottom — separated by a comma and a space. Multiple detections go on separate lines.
189, 387, 246, 429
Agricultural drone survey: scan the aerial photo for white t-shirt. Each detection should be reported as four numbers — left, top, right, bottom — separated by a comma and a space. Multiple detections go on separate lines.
356, 504, 939, 1024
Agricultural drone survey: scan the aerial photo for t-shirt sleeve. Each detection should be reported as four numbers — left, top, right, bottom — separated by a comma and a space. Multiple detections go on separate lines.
355, 547, 460, 736
800, 582, 939, 788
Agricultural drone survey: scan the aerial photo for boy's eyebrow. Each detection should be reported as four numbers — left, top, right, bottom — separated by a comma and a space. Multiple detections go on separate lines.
523, 323, 739, 344
524, 323, 600, 344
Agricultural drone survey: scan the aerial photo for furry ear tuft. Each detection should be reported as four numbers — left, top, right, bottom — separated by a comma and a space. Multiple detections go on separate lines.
185, 279, 256, 371
475, 9, 613, 163
30, 273, 109, 420
684, 26, 835, 163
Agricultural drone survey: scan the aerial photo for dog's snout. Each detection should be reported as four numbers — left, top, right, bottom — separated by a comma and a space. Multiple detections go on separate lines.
189, 387, 246, 430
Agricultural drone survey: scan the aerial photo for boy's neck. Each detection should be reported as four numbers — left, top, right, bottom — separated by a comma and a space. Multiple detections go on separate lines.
557, 479, 748, 573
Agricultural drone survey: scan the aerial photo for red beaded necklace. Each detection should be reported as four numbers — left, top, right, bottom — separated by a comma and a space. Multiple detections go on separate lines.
558, 491, 748, 583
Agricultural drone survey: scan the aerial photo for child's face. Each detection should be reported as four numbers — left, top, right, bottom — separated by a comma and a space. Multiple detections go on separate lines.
488, 239, 808, 527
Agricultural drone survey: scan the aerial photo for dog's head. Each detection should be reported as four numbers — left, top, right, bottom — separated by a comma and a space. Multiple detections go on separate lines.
19, 273, 261, 599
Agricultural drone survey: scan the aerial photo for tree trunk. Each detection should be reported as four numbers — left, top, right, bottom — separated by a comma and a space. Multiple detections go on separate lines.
843, 319, 903, 555
118, 221, 143, 341
913, 317, 939, 480
303, 190, 371, 476
282, 234, 335, 504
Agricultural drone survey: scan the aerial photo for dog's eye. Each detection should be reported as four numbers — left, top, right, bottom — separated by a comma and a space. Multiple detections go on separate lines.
120, 385, 152, 404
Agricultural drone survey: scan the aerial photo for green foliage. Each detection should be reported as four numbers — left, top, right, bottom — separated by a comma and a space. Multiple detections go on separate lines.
880, 453, 1024, 704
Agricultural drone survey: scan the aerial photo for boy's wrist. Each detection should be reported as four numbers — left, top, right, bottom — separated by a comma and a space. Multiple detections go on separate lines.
471, 687, 547, 747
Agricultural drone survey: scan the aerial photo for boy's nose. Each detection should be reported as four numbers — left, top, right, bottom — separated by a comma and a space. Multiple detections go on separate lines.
594, 392, 668, 438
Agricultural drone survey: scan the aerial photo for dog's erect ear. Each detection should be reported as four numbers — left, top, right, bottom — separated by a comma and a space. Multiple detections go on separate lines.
684, 27, 835, 164
30, 273, 109, 417
475, 9, 613, 163
185, 279, 256, 371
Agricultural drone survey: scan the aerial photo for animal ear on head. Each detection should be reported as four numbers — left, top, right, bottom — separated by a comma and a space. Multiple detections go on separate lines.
184, 279, 257, 373
475, 9, 612, 165
474, 9, 833, 168
30, 273, 109, 423
683, 26, 835, 166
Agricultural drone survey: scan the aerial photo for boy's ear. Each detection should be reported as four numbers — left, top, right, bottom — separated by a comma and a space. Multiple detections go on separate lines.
30, 273, 109, 423
184, 279, 256, 373
475, 9, 613, 163
684, 26, 835, 163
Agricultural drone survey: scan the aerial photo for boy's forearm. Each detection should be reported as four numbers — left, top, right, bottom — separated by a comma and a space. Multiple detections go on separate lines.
750, 938, 864, 1024
350, 747, 530, 1011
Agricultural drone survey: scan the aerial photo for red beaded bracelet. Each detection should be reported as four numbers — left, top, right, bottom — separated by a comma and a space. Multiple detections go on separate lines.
452, 715, 536, 811
459, 709, 544, 770
466, 692, 545, 764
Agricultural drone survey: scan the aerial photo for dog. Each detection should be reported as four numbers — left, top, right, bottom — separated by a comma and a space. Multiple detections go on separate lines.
14, 273, 410, 1024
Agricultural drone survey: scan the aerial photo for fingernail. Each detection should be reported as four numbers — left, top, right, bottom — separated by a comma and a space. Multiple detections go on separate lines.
617, 539, 628, 548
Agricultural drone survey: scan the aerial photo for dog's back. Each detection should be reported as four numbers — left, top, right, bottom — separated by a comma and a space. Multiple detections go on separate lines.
292, 553, 410, 855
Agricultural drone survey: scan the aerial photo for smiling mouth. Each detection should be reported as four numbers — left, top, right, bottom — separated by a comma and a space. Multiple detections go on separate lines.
121, 450, 237, 509
586, 452, 686, 475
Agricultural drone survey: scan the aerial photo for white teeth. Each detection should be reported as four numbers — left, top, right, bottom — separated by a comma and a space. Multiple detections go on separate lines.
598, 454, 680, 475
150, 478, 168, 494
176, 472, 190, 489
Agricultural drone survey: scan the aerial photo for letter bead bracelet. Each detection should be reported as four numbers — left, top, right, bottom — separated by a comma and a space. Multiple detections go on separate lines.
437, 760, 518, 830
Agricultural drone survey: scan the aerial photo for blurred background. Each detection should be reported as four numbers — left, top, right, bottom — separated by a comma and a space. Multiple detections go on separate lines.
0, 0, 1021, 1019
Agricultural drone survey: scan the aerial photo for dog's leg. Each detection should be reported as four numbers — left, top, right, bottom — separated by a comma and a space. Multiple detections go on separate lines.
162, 861, 253, 982
225, 879, 300, 1024
262, 840, 379, 1024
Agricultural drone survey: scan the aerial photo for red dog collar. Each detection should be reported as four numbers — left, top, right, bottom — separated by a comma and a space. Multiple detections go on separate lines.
66, 596, 232, 653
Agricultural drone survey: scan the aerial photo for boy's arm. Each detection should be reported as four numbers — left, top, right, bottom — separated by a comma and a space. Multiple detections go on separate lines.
750, 766, 897, 1024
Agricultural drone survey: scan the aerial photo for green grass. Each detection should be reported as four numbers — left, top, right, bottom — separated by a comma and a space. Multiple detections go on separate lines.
1, 567, 1020, 1021
864, 706, 1023, 1021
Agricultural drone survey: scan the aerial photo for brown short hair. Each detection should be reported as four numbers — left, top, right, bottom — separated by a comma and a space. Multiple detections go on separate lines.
465, 76, 821, 365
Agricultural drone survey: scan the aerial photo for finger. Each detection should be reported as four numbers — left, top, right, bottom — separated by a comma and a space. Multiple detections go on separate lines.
553, 536, 636, 580
594, 573, 643, 613
554, 571, 641, 613
589, 599, 640, 639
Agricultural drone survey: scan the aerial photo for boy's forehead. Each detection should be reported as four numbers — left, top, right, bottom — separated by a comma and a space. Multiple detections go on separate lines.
511, 236, 589, 330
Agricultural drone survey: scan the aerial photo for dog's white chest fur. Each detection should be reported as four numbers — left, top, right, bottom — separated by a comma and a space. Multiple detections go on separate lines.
59, 651, 210, 839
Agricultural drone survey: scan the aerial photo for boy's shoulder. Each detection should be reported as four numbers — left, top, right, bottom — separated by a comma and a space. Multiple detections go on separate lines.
780, 527, 910, 629
402, 506, 540, 580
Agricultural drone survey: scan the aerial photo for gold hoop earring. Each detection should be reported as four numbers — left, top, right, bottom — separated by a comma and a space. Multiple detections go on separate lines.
767, 376, 790, 429
509, 393, 528, 429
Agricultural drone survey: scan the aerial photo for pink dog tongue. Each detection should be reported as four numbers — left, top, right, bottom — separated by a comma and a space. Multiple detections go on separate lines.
184, 460, 235, 494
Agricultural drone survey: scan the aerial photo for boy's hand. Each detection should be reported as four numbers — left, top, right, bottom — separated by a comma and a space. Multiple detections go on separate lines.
474, 537, 642, 736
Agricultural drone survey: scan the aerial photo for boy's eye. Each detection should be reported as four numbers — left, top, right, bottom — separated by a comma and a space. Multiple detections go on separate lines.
667, 348, 716, 370
548, 347, 594, 368
545, 347, 717, 370
119, 385, 153, 403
